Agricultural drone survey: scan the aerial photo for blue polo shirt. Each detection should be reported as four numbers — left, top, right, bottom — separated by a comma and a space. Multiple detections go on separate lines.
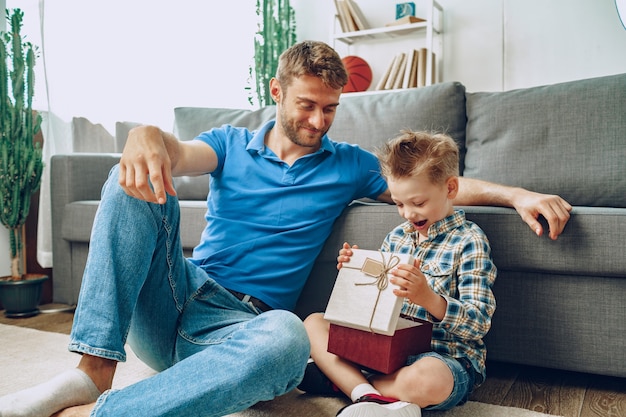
190, 120, 387, 311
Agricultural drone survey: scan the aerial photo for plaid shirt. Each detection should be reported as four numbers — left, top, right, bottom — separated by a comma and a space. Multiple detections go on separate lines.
381, 209, 497, 382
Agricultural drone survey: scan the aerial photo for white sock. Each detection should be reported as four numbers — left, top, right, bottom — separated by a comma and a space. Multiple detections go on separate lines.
0, 368, 101, 417
350, 383, 381, 403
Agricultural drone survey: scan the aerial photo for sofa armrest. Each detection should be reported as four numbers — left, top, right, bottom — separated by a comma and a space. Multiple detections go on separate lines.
51, 153, 121, 304
50, 153, 121, 203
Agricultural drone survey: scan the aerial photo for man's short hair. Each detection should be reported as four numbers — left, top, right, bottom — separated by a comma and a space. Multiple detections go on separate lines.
276, 41, 348, 91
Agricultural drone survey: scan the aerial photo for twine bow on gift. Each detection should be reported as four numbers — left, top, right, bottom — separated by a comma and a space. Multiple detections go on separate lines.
354, 251, 400, 291
346, 251, 401, 332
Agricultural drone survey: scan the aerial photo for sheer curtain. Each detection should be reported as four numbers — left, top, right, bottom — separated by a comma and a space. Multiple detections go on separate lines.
5, 0, 257, 269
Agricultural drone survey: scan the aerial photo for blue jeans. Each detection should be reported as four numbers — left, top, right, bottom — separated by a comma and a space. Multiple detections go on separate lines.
68, 165, 310, 417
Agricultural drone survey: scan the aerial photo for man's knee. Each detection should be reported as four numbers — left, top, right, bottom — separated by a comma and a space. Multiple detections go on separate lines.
259, 310, 310, 360
255, 310, 310, 378
246, 310, 310, 393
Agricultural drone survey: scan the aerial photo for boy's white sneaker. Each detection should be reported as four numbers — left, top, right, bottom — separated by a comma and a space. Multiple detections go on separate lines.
336, 394, 422, 417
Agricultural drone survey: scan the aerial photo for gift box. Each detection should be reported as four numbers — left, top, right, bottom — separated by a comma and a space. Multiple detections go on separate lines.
324, 249, 413, 335
328, 318, 433, 374
324, 249, 432, 373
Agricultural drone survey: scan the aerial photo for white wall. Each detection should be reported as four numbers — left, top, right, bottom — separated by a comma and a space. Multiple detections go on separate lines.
7, 0, 258, 132
502, 1, 626, 90
292, 0, 626, 92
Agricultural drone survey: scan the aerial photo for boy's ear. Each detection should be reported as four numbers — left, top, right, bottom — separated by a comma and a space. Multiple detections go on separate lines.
446, 176, 459, 200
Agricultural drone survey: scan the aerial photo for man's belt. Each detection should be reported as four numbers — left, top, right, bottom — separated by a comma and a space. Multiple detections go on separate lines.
226, 289, 273, 313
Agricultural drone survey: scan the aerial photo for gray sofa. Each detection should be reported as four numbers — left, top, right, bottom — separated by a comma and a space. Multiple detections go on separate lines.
51, 72, 626, 379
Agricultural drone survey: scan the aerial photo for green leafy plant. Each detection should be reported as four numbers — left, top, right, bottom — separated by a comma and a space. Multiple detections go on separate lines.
248, 0, 296, 107
0, 8, 43, 280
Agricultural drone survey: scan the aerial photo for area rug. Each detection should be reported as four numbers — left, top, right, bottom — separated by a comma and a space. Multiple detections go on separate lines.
0, 324, 561, 417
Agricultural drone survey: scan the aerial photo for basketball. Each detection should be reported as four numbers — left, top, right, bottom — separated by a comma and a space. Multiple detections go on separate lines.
342, 56, 372, 93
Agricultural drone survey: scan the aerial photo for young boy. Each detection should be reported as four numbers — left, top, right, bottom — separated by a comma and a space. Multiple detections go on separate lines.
302, 131, 497, 417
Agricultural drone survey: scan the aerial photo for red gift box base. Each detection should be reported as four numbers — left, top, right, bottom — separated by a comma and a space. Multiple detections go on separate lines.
328, 319, 433, 374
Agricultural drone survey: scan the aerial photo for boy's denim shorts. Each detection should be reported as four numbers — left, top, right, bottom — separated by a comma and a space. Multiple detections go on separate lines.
406, 351, 479, 411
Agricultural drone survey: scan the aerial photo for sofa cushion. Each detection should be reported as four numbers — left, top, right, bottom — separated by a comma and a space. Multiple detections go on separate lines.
170, 175, 209, 201
115, 121, 142, 153
173, 106, 277, 141
464, 73, 626, 207
72, 117, 116, 153
329, 82, 468, 173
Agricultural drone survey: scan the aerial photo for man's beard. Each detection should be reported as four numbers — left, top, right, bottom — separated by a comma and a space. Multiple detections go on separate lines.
279, 108, 329, 149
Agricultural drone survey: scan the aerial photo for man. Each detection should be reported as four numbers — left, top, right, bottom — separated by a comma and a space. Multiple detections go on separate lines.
0, 41, 571, 417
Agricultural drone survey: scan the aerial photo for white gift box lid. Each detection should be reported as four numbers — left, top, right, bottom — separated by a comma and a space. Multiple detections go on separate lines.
324, 249, 414, 336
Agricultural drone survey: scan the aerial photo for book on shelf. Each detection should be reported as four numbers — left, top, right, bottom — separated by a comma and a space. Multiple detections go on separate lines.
377, 53, 405, 91
385, 15, 426, 27
402, 49, 417, 89
345, 0, 370, 30
335, 1, 422, 33
409, 50, 419, 88
376, 48, 435, 91
334, 0, 358, 32
375, 55, 397, 90
333, 0, 349, 32
417, 48, 427, 88
393, 54, 408, 89
384, 52, 406, 90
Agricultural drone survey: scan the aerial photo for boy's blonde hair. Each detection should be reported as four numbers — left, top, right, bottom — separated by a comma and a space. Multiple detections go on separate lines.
377, 130, 459, 185
275, 41, 348, 91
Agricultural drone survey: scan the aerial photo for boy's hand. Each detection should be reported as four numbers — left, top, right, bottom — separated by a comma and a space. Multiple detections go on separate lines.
337, 242, 359, 270
391, 259, 448, 320
390, 259, 429, 303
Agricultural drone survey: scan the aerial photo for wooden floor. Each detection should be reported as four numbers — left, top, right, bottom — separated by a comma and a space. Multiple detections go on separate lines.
2, 304, 625, 417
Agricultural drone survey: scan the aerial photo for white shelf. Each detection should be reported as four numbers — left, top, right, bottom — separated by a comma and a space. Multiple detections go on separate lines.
333, 21, 433, 45
332, 0, 443, 89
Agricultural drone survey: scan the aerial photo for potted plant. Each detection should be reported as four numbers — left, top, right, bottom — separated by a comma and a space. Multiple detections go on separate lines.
0, 8, 48, 318
248, 0, 296, 107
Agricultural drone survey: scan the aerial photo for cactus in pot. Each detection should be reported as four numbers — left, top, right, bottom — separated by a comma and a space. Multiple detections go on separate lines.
0, 8, 44, 281
249, 0, 296, 107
